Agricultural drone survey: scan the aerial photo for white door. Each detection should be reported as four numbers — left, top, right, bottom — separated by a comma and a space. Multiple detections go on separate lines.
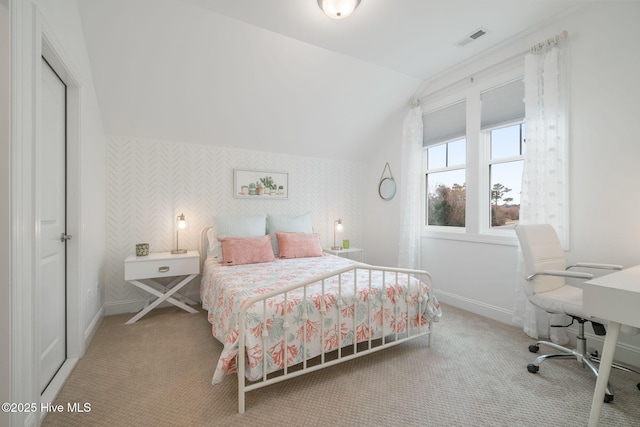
39, 57, 67, 393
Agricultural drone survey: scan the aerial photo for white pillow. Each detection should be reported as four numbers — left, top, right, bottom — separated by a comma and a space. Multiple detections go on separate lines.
266, 213, 313, 256
208, 216, 267, 261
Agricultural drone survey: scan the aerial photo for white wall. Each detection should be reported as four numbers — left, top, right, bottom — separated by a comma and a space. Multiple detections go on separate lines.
10, 0, 106, 423
1, 2, 11, 426
362, 107, 406, 267
105, 136, 365, 314
365, 2, 640, 365
569, 2, 640, 268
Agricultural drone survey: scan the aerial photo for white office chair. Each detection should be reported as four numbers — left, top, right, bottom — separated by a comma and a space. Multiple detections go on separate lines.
516, 224, 640, 402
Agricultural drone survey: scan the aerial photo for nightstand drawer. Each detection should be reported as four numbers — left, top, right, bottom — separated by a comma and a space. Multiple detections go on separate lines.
124, 251, 199, 280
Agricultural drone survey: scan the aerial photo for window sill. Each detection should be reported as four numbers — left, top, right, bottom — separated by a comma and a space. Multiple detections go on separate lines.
421, 229, 519, 246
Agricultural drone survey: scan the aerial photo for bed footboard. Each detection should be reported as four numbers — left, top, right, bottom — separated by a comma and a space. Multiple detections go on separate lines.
236, 264, 437, 413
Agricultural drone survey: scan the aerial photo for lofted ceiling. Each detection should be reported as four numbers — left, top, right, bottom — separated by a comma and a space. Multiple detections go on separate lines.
78, 0, 589, 161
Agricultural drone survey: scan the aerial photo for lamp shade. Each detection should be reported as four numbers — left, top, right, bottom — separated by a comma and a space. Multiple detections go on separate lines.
317, 0, 361, 20
332, 219, 343, 250
171, 213, 187, 254
177, 213, 187, 230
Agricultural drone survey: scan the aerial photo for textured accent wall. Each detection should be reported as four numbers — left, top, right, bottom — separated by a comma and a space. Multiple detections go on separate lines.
105, 136, 364, 313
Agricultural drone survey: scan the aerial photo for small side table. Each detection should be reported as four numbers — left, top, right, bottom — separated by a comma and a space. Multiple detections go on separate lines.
124, 250, 200, 324
324, 247, 364, 262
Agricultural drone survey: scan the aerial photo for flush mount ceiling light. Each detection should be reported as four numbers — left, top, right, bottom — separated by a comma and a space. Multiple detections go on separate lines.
317, 0, 361, 20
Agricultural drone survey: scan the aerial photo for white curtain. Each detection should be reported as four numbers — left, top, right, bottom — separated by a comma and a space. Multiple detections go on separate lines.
513, 46, 570, 341
397, 104, 423, 270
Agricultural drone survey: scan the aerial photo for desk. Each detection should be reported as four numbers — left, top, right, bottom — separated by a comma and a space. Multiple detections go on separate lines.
124, 251, 200, 324
583, 265, 640, 427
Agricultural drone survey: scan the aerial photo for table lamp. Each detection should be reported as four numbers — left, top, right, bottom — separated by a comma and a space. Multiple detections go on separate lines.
332, 219, 343, 250
171, 213, 187, 254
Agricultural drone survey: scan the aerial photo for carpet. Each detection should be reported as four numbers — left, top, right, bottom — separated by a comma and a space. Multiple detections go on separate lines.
42, 304, 640, 426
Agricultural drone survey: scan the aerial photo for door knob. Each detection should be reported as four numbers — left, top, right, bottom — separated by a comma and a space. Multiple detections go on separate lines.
60, 233, 72, 242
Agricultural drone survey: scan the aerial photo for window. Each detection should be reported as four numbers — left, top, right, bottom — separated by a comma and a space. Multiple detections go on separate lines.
421, 75, 525, 239
425, 138, 466, 227
481, 80, 525, 231
423, 101, 466, 228
487, 123, 525, 228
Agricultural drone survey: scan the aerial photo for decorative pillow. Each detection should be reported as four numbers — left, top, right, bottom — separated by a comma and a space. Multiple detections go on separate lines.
267, 213, 313, 256
209, 216, 267, 261
218, 235, 275, 266
276, 232, 323, 259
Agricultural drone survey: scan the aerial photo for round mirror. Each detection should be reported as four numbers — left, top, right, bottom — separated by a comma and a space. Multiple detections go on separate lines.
378, 177, 396, 201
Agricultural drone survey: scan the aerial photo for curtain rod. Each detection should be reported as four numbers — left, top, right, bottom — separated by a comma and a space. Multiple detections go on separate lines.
412, 30, 569, 105
529, 30, 568, 53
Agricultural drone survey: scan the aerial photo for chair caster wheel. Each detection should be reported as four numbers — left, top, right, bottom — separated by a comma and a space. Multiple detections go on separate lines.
528, 345, 539, 353
604, 394, 614, 403
527, 364, 539, 373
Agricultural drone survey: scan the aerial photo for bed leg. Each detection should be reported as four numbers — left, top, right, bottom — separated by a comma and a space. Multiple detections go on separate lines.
429, 322, 434, 347
238, 369, 245, 413
238, 362, 245, 413
238, 391, 245, 414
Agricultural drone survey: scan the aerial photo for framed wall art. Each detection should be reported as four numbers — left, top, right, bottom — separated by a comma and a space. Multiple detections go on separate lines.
234, 169, 288, 199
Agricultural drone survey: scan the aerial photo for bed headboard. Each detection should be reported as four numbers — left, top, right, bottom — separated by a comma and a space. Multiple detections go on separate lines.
199, 226, 213, 271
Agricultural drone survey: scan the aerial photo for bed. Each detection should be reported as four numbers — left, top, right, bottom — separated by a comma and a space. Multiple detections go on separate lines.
200, 215, 441, 413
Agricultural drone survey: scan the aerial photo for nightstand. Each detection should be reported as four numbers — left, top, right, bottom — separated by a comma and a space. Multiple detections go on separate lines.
323, 247, 364, 262
124, 250, 200, 324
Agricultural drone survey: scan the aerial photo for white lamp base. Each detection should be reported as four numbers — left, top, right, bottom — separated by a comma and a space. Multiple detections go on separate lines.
171, 249, 187, 254
331, 246, 342, 250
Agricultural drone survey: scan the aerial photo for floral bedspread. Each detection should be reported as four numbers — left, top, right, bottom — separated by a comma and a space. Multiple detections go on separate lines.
201, 254, 441, 384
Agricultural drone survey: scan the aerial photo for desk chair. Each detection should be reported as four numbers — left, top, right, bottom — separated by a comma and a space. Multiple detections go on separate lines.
516, 224, 640, 402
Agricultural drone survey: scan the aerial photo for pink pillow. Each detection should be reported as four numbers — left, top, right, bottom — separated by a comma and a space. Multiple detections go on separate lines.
218, 235, 275, 265
276, 232, 323, 259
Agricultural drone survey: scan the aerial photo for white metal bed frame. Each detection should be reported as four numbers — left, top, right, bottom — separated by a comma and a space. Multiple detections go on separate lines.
200, 227, 436, 413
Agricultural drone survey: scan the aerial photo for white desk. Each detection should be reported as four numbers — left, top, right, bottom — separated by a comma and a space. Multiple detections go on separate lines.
583, 265, 640, 427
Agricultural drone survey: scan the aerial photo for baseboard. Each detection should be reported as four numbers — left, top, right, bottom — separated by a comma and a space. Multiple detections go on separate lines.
434, 289, 514, 325
105, 290, 202, 316
37, 307, 104, 419
84, 305, 105, 346
40, 357, 79, 419
435, 290, 640, 370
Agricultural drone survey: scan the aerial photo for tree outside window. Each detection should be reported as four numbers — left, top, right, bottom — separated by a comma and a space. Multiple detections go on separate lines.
425, 138, 466, 227
488, 123, 525, 229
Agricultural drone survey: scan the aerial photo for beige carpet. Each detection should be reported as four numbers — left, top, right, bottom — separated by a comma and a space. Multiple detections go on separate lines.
42, 304, 640, 427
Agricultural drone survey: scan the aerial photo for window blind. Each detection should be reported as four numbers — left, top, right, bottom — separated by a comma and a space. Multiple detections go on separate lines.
481, 79, 524, 130
422, 101, 466, 147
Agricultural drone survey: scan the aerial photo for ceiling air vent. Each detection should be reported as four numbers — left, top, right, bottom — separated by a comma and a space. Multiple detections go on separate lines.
457, 27, 488, 47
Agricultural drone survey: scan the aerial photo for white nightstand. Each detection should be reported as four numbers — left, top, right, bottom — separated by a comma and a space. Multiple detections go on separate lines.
124, 250, 200, 324
323, 247, 364, 262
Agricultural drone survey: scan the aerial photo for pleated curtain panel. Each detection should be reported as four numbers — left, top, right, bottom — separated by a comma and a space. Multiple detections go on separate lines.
398, 103, 423, 270
513, 41, 570, 342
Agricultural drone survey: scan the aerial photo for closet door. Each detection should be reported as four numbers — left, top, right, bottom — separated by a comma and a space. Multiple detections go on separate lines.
39, 57, 68, 393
